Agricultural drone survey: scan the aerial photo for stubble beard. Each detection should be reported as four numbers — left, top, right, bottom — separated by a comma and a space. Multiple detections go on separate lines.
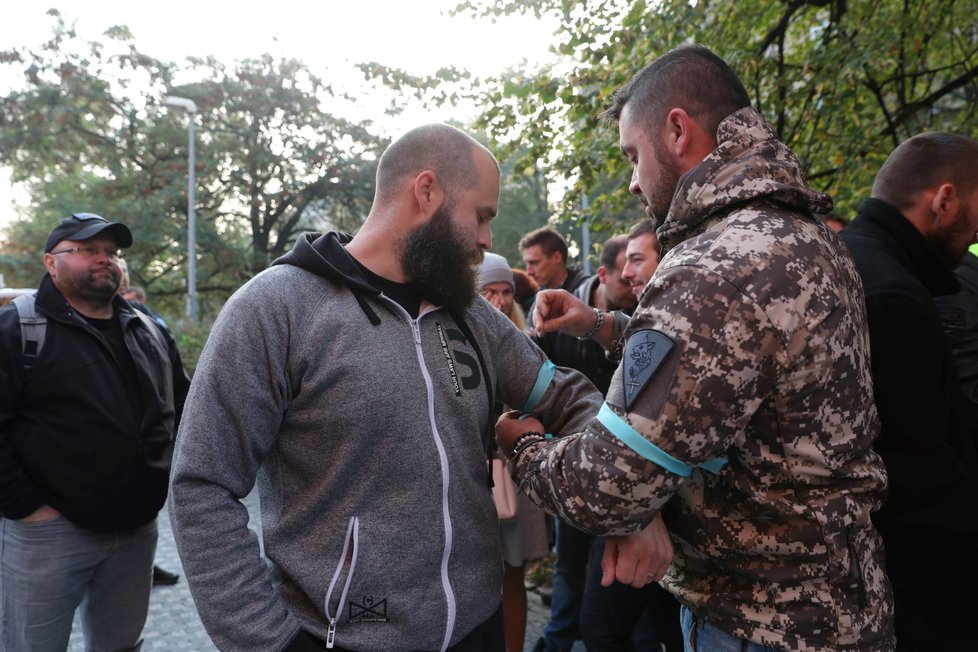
648, 140, 683, 227
61, 266, 120, 305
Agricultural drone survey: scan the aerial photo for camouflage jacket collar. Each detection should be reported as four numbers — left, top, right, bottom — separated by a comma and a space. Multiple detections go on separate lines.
657, 106, 833, 253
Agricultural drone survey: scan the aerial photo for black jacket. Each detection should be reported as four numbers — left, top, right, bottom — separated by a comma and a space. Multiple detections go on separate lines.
936, 252, 978, 403
534, 275, 620, 395
841, 198, 978, 598
0, 274, 190, 532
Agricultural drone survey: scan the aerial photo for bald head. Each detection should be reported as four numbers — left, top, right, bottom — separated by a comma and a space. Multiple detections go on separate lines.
601, 44, 750, 141
872, 132, 978, 213
375, 124, 497, 209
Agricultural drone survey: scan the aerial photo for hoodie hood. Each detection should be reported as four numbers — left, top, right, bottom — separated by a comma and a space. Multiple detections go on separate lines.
657, 107, 833, 253
273, 231, 384, 325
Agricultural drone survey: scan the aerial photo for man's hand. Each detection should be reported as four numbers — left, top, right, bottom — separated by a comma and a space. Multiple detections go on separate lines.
495, 410, 544, 456
532, 289, 593, 337
19, 504, 61, 524
533, 289, 618, 349
600, 514, 673, 588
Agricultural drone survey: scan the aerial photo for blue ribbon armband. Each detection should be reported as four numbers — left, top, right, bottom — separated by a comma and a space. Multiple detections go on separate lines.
596, 403, 727, 477
521, 359, 555, 414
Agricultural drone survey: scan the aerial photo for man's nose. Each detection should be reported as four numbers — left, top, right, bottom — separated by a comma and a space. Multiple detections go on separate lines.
628, 169, 642, 196
478, 223, 492, 250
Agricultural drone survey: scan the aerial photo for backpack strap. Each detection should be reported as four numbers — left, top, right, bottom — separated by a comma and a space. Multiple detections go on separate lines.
12, 293, 45, 370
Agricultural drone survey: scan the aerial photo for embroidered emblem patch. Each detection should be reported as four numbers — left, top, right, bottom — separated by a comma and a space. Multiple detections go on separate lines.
623, 330, 675, 410
348, 595, 389, 623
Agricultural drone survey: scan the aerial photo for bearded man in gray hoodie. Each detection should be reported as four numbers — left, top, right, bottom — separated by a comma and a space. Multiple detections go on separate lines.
168, 124, 605, 651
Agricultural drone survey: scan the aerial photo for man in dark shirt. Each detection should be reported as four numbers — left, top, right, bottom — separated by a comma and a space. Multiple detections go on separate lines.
841, 132, 978, 650
520, 226, 589, 293
0, 213, 190, 650
532, 233, 651, 652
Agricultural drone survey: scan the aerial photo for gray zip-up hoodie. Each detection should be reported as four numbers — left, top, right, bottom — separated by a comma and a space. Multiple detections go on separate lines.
169, 232, 602, 651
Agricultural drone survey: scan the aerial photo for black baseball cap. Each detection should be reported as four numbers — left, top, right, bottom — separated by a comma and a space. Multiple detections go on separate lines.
44, 213, 133, 253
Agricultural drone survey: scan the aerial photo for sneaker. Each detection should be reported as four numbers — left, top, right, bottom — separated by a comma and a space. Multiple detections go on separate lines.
152, 565, 180, 586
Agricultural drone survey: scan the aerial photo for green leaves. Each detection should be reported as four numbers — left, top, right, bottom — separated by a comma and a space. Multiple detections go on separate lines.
0, 20, 383, 325
463, 0, 978, 224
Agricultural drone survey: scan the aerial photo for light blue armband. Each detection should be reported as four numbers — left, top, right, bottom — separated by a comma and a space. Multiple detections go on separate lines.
521, 359, 556, 414
596, 403, 727, 477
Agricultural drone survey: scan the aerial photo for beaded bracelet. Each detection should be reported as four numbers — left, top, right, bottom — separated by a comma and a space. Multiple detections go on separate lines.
510, 431, 547, 458
576, 308, 605, 341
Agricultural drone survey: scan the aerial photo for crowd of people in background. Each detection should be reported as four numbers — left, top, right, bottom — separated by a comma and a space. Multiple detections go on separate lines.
2, 42, 977, 652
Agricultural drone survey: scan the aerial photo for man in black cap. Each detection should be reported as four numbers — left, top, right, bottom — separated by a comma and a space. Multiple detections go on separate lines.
0, 213, 190, 650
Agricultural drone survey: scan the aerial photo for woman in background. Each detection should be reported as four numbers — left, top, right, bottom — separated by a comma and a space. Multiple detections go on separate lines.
479, 252, 551, 652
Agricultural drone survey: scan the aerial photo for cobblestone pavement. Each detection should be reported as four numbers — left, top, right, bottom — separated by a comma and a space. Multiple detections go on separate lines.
67, 492, 571, 652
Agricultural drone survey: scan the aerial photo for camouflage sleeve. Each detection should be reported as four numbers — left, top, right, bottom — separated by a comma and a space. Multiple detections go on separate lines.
512, 263, 780, 535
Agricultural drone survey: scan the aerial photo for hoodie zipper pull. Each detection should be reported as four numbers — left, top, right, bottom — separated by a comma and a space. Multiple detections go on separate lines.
411, 319, 422, 344
326, 618, 336, 649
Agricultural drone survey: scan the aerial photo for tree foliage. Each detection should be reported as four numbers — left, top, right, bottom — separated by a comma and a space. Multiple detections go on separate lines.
0, 10, 384, 323
461, 0, 978, 222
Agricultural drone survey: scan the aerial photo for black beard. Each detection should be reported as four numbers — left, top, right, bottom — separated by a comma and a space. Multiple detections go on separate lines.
402, 202, 479, 314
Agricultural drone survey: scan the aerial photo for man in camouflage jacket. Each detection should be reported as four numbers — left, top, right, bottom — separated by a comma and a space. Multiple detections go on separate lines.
498, 45, 894, 651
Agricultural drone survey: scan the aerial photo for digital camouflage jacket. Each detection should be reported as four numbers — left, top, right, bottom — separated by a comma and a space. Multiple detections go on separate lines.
513, 107, 895, 651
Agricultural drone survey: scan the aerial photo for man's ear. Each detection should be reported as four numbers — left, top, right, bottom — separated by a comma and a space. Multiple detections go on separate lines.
413, 170, 445, 215
597, 266, 608, 285
665, 108, 713, 165
664, 108, 693, 157
930, 183, 959, 229
42, 253, 57, 277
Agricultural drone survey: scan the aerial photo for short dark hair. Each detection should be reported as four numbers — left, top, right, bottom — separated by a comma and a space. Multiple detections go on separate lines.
599, 234, 629, 270
519, 226, 569, 263
511, 267, 539, 304
872, 132, 978, 212
374, 124, 497, 208
601, 45, 750, 141
627, 219, 657, 240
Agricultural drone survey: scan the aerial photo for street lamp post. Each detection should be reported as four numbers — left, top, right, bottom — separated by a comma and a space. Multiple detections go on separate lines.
581, 193, 592, 275
164, 95, 198, 324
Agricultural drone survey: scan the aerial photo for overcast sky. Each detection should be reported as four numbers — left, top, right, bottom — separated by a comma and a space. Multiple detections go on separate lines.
0, 1, 559, 225
1, 1, 557, 79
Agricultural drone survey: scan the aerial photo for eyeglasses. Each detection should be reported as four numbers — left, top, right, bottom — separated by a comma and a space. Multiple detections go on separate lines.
50, 246, 125, 260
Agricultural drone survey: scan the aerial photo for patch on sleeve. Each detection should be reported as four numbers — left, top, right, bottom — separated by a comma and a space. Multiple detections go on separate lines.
623, 329, 675, 410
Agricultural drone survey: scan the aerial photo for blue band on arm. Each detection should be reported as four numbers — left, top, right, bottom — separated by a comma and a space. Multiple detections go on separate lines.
596, 403, 727, 477
699, 456, 727, 474
522, 359, 556, 414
